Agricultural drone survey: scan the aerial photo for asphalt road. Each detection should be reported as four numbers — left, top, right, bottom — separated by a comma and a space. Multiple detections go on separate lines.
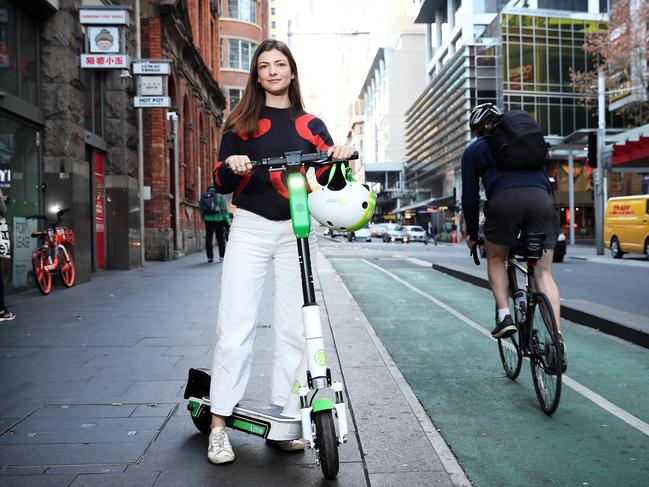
319, 238, 649, 486
319, 237, 649, 318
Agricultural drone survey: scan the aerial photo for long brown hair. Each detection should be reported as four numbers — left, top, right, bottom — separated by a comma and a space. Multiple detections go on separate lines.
223, 39, 305, 136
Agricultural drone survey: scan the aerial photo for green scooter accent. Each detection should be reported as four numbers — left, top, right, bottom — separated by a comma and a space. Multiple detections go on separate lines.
287, 172, 311, 238
312, 397, 335, 413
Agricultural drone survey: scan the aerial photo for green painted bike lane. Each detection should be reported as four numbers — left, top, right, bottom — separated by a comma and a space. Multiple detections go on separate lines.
330, 258, 649, 487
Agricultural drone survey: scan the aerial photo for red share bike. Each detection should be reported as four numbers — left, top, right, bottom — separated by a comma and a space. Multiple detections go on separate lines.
29, 208, 76, 295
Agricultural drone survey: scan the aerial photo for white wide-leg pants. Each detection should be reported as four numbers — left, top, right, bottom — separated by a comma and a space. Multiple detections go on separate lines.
209, 208, 313, 416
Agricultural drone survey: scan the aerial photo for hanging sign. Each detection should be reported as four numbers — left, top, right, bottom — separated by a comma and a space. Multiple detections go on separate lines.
132, 59, 172, 109
88, 26, 120, 53
77, 5, 130, 70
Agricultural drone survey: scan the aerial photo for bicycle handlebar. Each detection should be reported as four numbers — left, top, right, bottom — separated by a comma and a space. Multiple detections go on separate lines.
470, 238, 484, 266
27, 208, 71, 226
250, 150, 359, 170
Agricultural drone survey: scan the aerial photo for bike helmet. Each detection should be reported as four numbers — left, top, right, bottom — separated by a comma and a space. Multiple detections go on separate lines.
469, 102, 503, 131
308, 163, 377, 232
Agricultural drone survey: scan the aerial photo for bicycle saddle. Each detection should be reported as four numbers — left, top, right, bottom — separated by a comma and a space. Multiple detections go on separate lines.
523, 233, 545, 260
31, 231, 46, 238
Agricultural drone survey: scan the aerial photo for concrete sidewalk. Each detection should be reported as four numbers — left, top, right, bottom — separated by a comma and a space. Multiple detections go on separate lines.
0, 251, 468, 486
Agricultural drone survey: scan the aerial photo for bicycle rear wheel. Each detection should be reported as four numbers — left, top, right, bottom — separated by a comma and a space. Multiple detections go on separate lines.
529, 292, 562, 415
32, 249, 52, 295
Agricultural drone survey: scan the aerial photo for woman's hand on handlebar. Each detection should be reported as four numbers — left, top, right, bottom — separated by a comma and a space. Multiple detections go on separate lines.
226, 155, 253, 175
327, 145, 354, 161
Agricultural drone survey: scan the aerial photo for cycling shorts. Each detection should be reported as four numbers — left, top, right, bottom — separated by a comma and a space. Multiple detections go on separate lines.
483, 187, 558, 249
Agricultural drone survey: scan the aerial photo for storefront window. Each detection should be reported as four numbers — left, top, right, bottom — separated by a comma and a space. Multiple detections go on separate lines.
0, 0, 38, 106
0, 115, 40, 288
83, 69, 104, 136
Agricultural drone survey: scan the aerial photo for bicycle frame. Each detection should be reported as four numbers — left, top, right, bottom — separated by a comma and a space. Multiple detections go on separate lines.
506, 254, 538, 355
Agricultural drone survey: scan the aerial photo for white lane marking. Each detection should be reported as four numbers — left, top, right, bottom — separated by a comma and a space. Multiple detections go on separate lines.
361, 258, 649, 438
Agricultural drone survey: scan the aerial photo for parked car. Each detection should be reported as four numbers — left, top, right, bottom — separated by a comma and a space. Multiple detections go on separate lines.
604, 195, 649, 259
382, 224, 409, 243
404, 225, 427, 244
371, 223, 388, 238
323, 227, 347, 238
349, 227, 372, 242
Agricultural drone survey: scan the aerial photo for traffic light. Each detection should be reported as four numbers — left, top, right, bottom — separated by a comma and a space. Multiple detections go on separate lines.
587, 132, 597, 168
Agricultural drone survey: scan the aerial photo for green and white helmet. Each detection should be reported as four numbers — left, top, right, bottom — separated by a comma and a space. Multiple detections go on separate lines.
308, 163, 377, 232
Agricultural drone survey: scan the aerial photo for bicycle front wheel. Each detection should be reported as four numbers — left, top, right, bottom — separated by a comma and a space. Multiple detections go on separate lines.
529, 292, 562, 415
497, 301, 523, 380
59, 247, 76, 288
32, 250, 52, 295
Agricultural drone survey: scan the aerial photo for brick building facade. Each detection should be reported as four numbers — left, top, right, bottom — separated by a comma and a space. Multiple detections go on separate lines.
218, 0, 268, 113
141, 0, 226, 260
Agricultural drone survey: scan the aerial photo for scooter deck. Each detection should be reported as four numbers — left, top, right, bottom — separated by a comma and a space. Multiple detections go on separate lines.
229, 401, 302, 441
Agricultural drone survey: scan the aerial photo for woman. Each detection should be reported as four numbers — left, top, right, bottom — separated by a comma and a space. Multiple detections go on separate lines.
208, 39, 353, 464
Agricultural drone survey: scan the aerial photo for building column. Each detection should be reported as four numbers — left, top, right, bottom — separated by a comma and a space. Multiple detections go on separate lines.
435, 9, 443, 72
447, 0, 455, 56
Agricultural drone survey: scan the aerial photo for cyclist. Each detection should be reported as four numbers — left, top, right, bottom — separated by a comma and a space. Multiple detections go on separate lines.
461, 103, 565, 359
207, 39, 353, 465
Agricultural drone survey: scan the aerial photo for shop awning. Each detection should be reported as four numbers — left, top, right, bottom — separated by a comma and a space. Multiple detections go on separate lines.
390, 195, 454, 214
610, 124, 649, 169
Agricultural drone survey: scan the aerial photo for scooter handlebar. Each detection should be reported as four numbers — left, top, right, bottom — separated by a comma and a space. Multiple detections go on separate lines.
250, 150, 358, 169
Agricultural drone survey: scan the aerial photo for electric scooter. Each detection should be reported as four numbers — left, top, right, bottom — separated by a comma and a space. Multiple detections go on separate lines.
184, 150, 360, 480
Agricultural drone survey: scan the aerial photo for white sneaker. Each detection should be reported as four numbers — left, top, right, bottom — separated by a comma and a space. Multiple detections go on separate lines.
266, 438, 306, 451
207, 427, 235, 464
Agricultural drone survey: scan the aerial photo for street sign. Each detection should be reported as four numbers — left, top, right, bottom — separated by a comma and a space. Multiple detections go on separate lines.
133, 61, 171, 75
134, 96, 171, 108
78, 8, 129, 25
80, 54, 129, 68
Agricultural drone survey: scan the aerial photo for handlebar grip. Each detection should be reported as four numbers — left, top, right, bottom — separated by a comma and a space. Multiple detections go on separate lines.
470, 238, 483, 266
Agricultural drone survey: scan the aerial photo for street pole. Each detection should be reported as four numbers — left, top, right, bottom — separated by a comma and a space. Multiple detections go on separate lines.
135, 0, 145, 266
568, 149, 575, 245
595, 68, 605, 255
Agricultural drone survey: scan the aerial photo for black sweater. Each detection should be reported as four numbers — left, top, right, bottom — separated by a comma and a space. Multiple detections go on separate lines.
213, 106, 333, 221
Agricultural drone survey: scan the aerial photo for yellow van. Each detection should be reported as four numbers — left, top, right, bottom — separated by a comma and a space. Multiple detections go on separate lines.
604, 195, 649, 259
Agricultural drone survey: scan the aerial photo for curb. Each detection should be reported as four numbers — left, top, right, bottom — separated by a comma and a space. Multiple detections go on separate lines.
432, 263, 649, 350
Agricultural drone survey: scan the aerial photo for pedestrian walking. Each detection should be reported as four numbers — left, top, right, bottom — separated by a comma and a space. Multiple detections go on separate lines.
0, 188, 15, 322
206, 38, 354, 465
200, 186, 231, 263
427, 221, 438, 246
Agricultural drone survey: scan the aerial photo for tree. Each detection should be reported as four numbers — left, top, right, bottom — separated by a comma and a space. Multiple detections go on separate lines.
571, 0, 649, 126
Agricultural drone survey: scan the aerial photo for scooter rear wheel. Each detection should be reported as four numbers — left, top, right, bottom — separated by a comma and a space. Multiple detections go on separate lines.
314, 410, 339, 479
191, 413, 211, 435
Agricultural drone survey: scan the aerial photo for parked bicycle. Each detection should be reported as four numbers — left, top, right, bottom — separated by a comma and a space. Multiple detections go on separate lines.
29, 208, 76, 295
471, 233, 563, 415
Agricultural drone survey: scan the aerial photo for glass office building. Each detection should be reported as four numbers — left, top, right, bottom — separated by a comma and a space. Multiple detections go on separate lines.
489, 8, 619, 136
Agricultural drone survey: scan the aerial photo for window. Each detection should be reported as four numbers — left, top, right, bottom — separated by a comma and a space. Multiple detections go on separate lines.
0, 0, 39, 106
227, 0, 256, 23
229, 88, 242, 110
224, 38, 257, 70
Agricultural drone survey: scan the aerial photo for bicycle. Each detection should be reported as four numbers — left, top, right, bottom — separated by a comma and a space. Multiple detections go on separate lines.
29, 208, 76, 295
471, 233, 563, 415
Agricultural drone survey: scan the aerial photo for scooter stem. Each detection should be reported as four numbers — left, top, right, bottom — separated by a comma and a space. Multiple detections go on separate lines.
296, 237, 316, 305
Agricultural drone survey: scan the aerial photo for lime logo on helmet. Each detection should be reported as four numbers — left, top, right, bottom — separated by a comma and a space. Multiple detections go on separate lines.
291, 379, 301, 394
340, 198, 348, 206
315, 350, 326, 366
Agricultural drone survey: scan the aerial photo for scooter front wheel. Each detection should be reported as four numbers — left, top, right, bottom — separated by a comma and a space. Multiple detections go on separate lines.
314, 410, 339, 479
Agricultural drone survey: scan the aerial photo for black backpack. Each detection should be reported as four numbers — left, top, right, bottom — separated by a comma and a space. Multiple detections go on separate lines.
486, 110, 547, 171
200, 189, 221, 215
